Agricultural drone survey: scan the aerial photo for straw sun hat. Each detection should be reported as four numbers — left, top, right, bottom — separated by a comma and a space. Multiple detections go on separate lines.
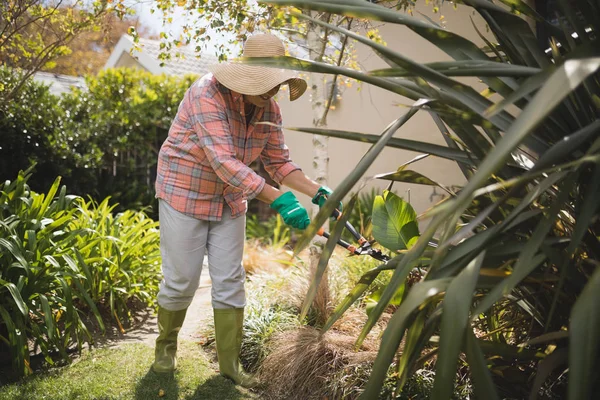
208, 33, 307, 101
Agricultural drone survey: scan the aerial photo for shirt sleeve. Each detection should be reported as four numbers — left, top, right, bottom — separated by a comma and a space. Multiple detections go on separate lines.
187, 89, 265, 200
260, 105, 301, 184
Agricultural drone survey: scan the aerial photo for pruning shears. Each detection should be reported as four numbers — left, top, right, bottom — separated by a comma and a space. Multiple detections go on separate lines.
316, 208, 390, 262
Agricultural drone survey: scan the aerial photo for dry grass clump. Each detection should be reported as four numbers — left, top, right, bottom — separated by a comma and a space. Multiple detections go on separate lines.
243, 239, 293, 275
258, 326, 379, 400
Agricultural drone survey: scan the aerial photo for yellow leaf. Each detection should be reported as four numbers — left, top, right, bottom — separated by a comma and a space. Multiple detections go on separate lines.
158, 389, 165, 397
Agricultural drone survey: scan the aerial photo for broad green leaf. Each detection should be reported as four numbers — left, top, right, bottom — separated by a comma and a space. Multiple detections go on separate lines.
432, 252, 485, 400
359, 278, 452, 399
372, 190, 419, 252
357, 213, 446, 350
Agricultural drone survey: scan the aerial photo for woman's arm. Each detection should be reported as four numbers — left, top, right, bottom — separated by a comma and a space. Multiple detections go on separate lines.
280, 170, 321, 198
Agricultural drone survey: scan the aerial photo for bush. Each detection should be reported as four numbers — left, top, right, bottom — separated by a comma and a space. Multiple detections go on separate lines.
0, 67, 76, 192
0, 66, 197, 213
0, 170, 161, 377
57, 68, 197, 212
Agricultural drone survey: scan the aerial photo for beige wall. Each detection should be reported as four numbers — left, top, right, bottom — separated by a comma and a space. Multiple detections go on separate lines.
275, 3, 492, 218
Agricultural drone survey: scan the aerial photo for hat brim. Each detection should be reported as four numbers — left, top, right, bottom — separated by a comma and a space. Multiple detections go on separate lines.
208, 63, 307, 101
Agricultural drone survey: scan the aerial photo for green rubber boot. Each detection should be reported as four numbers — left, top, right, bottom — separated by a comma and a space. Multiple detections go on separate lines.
152, 306, 188, 374
214, 308, 258, 388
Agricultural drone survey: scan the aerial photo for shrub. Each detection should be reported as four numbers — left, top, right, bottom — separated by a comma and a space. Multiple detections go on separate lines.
0, 67, 75, 192
0, 170, 160, 377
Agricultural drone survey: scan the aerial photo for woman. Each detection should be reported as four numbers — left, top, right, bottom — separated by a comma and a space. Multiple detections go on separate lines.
152, 33, 339, 387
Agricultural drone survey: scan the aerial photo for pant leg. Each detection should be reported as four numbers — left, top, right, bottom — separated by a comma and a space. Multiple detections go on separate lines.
157, 199, 208, 311
207, 206, 247, 309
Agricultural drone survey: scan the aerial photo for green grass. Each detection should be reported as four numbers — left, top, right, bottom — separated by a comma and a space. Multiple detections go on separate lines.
0, 342, 257, 400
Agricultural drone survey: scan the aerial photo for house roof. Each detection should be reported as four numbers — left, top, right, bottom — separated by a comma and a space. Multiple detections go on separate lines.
137, 37, 217, 76
104, 35, 217, 76
33, 72, 86, 96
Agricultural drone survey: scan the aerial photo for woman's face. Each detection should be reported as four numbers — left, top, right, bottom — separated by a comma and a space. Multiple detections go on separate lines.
244, 84, 281, 108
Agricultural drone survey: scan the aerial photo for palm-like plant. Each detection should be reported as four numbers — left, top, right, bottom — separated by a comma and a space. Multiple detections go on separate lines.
242, 1, 600, 398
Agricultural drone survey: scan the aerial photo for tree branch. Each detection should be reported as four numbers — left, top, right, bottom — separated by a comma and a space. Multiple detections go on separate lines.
318, 18, 353, 126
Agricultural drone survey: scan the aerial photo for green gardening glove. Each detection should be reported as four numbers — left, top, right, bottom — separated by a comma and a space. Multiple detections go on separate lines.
311, 186, 343, 217
270, 191, 311, 230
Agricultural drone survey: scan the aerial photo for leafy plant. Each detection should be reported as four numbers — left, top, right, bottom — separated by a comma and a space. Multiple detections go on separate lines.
246, 214, 292, 249
0, 170, 161, 377
244, 1, 600, 399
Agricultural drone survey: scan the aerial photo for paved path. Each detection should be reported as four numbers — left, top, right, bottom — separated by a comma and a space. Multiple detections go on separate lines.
97, 259, 213, 348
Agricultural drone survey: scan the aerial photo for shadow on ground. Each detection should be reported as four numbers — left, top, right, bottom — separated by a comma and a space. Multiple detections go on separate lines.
134, 368, 254, 400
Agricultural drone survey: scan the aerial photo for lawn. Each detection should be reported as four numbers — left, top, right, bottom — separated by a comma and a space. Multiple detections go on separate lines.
0, 342, 257, 400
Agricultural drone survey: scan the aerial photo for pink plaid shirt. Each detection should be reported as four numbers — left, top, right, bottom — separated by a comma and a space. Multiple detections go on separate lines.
155, 74, 300, 221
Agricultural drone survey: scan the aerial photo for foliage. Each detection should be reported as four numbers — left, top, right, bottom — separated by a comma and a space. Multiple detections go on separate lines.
0, 170, 161, 377
0, 0, 116, 105
0, 66, 76, 193
45, 13, 150, 76
246, 214, 291, 249
0, 66, 196, 212
245, 0, 600, 399
57, 68, 197, 212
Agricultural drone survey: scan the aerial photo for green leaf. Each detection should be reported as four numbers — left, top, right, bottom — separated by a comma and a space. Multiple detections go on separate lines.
287, 126, 476, 165
529, 348, 568, 400
437, 58, 600, 244
465, 329, 500, 400
568, 263, 600, 400
372, 190, 419, 252
1, 280, 29, 316
432, 252, 485, 400
370, 60, 540, 78
374, 169, 451, 194
38, 294, 56, 341
359, 278, 452, 399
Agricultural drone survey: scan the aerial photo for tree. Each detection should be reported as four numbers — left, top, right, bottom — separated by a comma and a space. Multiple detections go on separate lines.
0, 0, 118, 104
45, 13, 151, 76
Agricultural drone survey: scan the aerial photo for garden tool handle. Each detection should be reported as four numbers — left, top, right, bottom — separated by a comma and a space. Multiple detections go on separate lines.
317, 228, 360, 255
330, 209, 368, 246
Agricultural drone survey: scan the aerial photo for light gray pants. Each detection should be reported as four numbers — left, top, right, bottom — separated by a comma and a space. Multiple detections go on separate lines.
157, 199, 246, 311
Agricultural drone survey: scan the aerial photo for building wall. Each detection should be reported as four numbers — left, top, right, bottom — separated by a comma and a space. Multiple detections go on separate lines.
112, 51, 151, 71
275, 3, 493, 219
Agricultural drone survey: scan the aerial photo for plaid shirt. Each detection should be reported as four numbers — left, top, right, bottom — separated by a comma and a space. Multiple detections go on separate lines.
155, 74, 300, 221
